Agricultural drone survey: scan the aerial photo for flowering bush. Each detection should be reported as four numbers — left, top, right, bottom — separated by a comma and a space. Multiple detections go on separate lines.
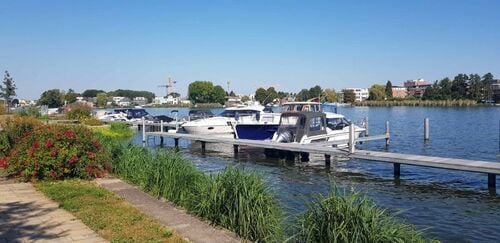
0, 115, 41, 144
1, 124, 111, 181
65, 103, 91, 120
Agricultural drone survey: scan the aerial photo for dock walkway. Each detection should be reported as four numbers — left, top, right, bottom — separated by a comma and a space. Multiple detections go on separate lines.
142, 123, 499, 189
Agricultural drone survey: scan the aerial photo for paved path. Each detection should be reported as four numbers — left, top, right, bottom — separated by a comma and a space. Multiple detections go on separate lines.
0, 181, 107, 243
96, 178, 241, 243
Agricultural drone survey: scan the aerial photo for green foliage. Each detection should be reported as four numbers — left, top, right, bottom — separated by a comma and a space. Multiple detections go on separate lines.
296, 185, 428, 243
295, 85, 323, 101
38, 89, 64, 108
342, 89, 356, 103
1, 71, 17, 112
188, 81, 226, 104
356, 99, 478, 107
93, 122, 134, 139
81, 117, 104, 126
96, 92, 108, 107
82, 89, 106, 97
254, 87, 279, 105
422, 73, 495, 102
1, 124, 110, 181
322, 88, 338, 103
66, 105, 91, 120
64, 89, 79, 104
111, 145, 284, 242
195, 168, 284, 242
0, 132, 10, 157
385, 80, 393, 98
369, 84, 386, 101
0, 115, 42, 146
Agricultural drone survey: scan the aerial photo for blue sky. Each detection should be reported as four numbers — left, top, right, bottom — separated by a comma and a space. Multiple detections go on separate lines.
1, 0, 499, 99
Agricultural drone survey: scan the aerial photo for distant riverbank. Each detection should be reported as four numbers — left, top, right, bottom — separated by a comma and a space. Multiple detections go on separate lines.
354, 99, 497, 107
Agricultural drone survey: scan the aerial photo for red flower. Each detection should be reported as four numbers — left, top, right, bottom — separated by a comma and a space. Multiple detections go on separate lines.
23, 132, 29, 138
0, 158, 6, 168
32, 171, 38, 177
50, 148, 58, 157
50, 170, 56, 178
33, 141, 40, 149
64, 130, 76, 138
68, 155, 79, 165
45, 139, 53, 148
28, 148, 35, 157
92, 140, 100, 149
20, 172, 25, 177
86, 151, 96, 159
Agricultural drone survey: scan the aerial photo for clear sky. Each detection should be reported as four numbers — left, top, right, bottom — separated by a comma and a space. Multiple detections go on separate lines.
1, 0, 499, 99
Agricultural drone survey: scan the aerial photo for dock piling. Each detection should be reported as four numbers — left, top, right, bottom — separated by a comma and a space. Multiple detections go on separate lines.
394, 163, 401, 177
142, 117, 146, 147
174, 138, 179, 148
488, 173, 496, 188
385, 121, 390, 147
424, 118, 430, 141
160, 120, 164, 133
201, 141, 206, 154
233, 145, 239, 157
324, 154, 331, 167
348, 122, 355, 153
364, 117, 369, 136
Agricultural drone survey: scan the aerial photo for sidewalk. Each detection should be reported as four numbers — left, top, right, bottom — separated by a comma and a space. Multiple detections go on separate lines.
0, 180, 106, 243
96, 178, 241, 243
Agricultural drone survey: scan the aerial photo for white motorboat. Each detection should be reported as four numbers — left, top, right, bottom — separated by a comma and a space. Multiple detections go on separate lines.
181, 105, 268, 136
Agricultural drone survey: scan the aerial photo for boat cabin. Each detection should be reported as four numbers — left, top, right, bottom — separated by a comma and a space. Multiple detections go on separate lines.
281, 102, 321, 112
114, 108, 150, 119
188, 110, 214, 121
274, 112, 328, 143
325, 113, 350, 131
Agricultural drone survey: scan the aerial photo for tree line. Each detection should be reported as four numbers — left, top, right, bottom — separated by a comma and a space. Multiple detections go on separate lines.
423, 73, 494, 101
253, 85, 339, 104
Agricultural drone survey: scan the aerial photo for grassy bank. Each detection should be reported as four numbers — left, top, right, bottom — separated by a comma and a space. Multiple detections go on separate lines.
110, 145, 284, 242
35, 180, 185, 242
355, 99, 482, 107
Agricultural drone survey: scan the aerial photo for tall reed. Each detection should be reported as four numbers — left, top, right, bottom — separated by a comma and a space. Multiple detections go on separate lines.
194, 168, 284, 242
355, 99, 479, 107
296, 185, 428, 243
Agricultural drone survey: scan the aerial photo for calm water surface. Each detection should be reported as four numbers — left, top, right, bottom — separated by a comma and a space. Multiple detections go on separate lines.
139, 106, 500, 242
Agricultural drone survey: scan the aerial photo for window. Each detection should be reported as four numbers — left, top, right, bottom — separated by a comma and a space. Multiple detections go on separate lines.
309, 116, 324, 131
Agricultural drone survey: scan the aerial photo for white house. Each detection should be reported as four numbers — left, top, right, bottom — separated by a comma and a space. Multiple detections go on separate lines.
339, 88, 369, 102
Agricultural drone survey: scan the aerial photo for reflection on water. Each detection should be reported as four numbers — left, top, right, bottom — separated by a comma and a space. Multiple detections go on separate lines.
136, 106, 500, 242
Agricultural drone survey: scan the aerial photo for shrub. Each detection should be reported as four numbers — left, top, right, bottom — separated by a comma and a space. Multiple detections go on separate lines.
66, 107, 91, 120
1, 124, 110, 181
16, 106, 41, 117
296, 185, 427, 243
0, 132, 10, 157
0, 115, 42, 145
195, 168, 284, 242
81, 117, 104, 126
93, 123, 134, 139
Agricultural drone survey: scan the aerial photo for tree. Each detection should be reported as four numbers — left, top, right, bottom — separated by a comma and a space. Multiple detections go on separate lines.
437, 77, 452, 99
322, 88, 338, 103
295, 89, 309, 101
254, 88, 268, 104
385, 80, 393, 98
482, 72, 494, 101
342, 89, 356, 103
64, 89, 79, 104
468, 74, 482, 101
308, 85, 323, 99
368, 84, 386, 101
451, 74, 469, 99
266, 87, 279, 103
96, 93, 108, 107
188, 81, 213, 103
211, 85, 226, 104
1, 71, 17, 112
82, 89, 105, 97
241, 95, 250, 102
38, 89, 64, 108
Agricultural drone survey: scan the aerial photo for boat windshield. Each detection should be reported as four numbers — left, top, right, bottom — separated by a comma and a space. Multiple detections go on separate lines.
326, 117, 349, 130
282, 103, 321, 112
220, 109, 259, 118
280, 115, 305, 129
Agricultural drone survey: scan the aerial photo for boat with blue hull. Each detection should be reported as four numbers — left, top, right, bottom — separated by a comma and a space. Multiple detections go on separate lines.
234, 123, 279, 140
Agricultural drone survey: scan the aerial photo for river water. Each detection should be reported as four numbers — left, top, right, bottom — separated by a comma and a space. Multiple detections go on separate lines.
136, 106, 500, 242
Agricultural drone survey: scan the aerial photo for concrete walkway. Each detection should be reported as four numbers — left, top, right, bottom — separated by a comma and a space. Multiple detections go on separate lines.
0, 180, 106, 243
96, 178, 240, 243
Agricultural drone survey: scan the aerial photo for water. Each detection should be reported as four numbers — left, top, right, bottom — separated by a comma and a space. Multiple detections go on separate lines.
138, 106, 500, 242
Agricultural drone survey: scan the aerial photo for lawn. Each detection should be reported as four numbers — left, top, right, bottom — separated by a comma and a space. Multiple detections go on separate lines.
35, 180, 185, 243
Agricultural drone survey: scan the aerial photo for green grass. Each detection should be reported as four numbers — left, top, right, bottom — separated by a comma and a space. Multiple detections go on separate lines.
35, 180, 185, 243
92, 123, 135, 139
355, 99, 480, 107
296, 185, 432, 243
112, 145, 284, 242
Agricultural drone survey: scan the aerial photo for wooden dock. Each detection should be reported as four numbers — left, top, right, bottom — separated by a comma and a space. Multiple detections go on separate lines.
141, 121, 499, 189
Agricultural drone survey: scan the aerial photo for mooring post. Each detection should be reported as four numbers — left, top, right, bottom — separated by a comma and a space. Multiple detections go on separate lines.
324, 154, 331, 167
233, 144, 239, 157
201, 141, 206, 154
174, 138, 179, 148
175, 112, 179, 132
160, 120, 164, 133
348, 122, 355, 153
488, 173, 496, 188
424, 118, 430, 141
142, 117, 146, 147
364, 116, 369, 136
160, 136, 164, 145
385, 121, 390, 147
394, 163, 401, 177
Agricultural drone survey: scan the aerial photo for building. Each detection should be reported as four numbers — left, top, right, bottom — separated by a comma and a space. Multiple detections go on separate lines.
391, 86, 408, 98
339, 88, 369, 102
154, 95, 179, 105
404, 79, 431, 98
133, 97, 148, 106
492, 79, 500, 103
